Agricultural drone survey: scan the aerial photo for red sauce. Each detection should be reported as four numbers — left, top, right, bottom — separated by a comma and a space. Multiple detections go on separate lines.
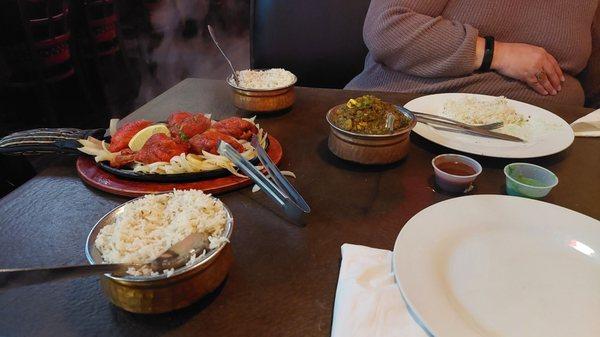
436, 161, 476, 176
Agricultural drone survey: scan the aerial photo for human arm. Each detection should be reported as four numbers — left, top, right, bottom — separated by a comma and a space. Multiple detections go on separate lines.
363, 0, 480, 77
365, 0, 564, 95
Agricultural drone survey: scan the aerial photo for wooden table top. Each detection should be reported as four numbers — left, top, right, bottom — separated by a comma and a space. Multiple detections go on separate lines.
1, 79, 598, 337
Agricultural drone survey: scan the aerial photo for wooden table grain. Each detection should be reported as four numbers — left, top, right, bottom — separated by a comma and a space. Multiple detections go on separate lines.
0, 79, 598, 337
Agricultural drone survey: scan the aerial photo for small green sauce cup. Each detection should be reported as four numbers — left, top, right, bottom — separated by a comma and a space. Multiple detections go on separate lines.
504, 163, 558, 199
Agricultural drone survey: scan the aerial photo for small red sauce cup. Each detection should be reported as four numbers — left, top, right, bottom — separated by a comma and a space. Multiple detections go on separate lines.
432, 154, 482, 193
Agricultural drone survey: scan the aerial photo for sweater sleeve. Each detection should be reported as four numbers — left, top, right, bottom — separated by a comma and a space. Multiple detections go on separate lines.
579, 3, 600, 108
363, 0, 479, 78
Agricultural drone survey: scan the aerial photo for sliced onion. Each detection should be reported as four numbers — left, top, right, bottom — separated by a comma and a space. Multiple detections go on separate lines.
101, 140, 110, 152
280, 171, 296, 178
109, 119, 119, 137
86, 136, 103, 147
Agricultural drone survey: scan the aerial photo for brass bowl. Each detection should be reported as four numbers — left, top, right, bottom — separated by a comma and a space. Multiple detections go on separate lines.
227, 73, 297, 113
85, 194, 234, 314
326, 104, 417, 165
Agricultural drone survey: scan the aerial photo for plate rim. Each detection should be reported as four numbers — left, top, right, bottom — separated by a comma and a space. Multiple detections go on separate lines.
392, 194, 600, 337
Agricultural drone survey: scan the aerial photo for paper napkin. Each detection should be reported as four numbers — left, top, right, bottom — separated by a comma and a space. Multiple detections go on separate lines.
331, 244, 430, 337
571, 109, 600, 137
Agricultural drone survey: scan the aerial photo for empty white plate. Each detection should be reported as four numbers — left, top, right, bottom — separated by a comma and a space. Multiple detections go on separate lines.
405, 93, 574, 158
393, 195, 600, 337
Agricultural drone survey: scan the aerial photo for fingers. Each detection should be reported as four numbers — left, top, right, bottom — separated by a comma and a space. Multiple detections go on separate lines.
537, 69, 557, 95
527, 48, 565, 96
547, 54, 565, 83
542, 63, 561, 92
531, 52, 565, 96
528, 78, 550, 96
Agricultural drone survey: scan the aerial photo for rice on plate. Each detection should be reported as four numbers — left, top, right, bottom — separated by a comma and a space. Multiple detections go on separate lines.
439, 95, 562, 141
95, 189, 229, 276
442, 96, 529, 126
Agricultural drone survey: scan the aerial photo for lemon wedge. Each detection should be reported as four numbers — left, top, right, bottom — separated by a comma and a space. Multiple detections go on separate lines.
128, 124, 171, 151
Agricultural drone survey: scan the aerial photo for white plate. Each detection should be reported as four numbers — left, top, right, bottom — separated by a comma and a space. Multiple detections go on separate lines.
405, 93, 574, 158
393, 195, 600, 337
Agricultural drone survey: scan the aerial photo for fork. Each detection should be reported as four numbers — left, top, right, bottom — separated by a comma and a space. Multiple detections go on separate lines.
474, 121, 503, 130
406, 109, 504, 130
397, 105, 523, 142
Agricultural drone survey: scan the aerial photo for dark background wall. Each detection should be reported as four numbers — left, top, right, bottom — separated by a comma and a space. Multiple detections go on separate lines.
0, 0, 251, 196
0, 0, 251, 134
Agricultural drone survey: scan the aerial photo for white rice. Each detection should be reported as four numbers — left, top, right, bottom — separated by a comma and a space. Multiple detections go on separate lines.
235, 68, 295, 90
185, 250, 206, 267
163, 268, 175, 277
95, 189, 229, 276
442, 96, 529, 126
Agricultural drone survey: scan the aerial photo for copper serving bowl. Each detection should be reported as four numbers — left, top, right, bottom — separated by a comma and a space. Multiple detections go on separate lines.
227, 72, 297, 113
85, 194, 234, 314
326, 104, 417, 164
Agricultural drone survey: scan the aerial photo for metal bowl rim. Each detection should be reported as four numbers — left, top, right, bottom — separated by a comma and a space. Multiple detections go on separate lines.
85, 192, 234, 283
226, 70, 297, 92
326, 104, 417, 139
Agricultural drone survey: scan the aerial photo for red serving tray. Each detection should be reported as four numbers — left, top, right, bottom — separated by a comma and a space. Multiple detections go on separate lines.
76, 135, 282, 197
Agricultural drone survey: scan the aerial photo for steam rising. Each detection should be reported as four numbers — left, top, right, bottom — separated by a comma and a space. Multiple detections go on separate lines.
134, 0, 249, 107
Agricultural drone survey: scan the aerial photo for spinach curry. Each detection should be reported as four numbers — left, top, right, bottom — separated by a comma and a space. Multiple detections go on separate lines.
330, 95, 410, 135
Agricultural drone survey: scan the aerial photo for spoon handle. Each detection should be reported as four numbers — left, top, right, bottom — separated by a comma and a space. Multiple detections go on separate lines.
0, 264, 125, 291
385, 113, 396, 133
207, 25, 239, 84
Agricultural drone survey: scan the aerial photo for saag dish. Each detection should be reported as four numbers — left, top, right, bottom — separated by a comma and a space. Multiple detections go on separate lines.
330, 95, 410, 135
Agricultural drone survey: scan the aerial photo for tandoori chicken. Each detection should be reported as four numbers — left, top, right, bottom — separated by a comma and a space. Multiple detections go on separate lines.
213, 117, 258, 140
133, 133, 190, 164
108, 120, 153, 152
168, 112, 211, 140
189, 130, 245, 155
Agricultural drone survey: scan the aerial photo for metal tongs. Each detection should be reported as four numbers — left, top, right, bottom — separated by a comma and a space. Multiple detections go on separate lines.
217, 136, 310, 223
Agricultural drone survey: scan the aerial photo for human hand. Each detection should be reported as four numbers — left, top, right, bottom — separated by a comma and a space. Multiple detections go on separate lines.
492, 41, 565, 96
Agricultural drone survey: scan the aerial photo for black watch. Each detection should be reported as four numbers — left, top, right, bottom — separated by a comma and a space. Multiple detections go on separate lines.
479, 36, 495, 72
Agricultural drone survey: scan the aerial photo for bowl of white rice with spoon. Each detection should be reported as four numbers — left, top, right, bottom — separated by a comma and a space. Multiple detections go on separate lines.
227, 68, 297, 113
85, 189, 234, 314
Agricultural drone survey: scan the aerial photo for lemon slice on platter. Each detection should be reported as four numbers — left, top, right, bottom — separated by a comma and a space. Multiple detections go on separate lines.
128, 124, 171, 151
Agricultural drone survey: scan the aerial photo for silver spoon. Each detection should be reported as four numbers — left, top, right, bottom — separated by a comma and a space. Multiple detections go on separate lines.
385, 113, 396, 133
207, 24, 239, 85
0, 232, 209, 290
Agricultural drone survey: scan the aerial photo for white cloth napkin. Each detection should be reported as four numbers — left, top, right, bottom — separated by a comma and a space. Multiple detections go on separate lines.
571, 109, 600, 137
331, 244, 430, 337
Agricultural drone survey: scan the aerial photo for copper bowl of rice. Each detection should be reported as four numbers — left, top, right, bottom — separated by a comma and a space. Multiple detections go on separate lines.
85, 190, 234, 314
227, 68, 297, 113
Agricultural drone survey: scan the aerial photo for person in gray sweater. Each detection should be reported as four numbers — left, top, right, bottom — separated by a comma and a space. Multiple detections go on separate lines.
347, 0, 600, 107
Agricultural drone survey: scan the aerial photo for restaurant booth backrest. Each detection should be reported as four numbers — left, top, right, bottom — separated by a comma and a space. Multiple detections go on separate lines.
251, 0, 371, 89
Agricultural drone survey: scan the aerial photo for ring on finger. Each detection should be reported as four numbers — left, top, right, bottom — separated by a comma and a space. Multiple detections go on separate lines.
535, 70, 546, 82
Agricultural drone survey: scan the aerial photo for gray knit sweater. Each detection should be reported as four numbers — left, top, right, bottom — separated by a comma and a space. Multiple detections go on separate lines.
346, 0, 600, 107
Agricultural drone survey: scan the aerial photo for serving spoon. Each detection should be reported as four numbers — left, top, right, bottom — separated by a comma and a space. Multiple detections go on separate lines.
207, 24, 240, 85
385, 113, 396, 133
0, 233, 209, 291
